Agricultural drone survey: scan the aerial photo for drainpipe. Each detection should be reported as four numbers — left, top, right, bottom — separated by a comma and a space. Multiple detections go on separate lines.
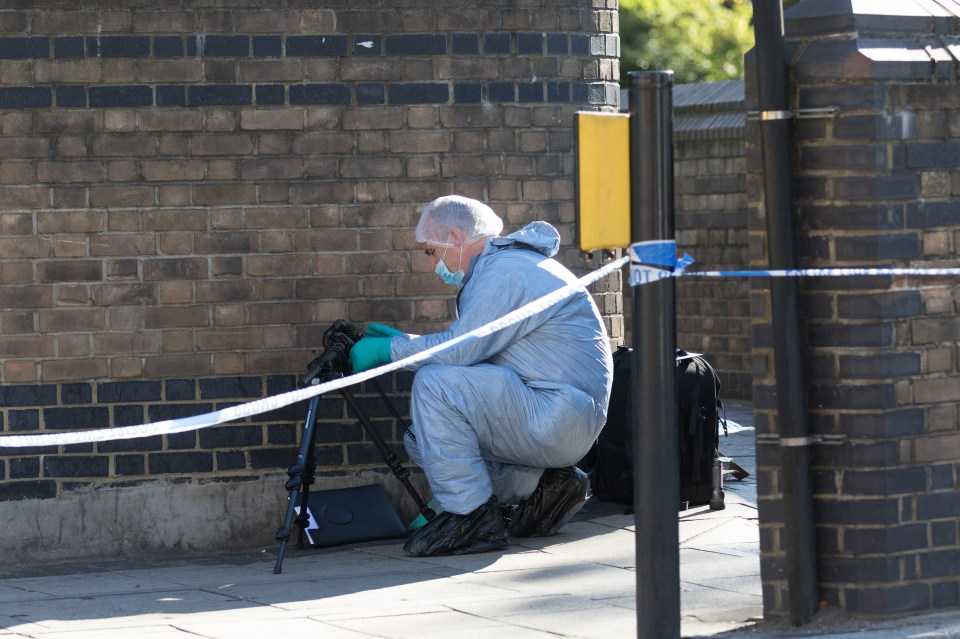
749, 0, 819, 625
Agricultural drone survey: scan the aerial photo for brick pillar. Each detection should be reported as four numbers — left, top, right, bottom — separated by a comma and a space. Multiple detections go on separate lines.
748, 0, 960, 618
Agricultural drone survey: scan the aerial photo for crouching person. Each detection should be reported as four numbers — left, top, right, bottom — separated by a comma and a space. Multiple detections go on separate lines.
349, 195, 614, 556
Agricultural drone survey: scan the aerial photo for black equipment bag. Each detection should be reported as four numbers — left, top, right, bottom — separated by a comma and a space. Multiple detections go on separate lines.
580, 346, 723, 507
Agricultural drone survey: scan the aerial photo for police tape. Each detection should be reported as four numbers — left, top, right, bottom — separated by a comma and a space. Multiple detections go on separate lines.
0, 254, 631, 449
628, 239, 960, 282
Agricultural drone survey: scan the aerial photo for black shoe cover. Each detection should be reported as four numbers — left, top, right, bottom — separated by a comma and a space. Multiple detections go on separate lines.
403, 495, 508, 557
507, 466, 591, 538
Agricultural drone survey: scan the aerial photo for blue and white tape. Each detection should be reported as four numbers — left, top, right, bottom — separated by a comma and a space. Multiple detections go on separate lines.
0, 255, 629, 449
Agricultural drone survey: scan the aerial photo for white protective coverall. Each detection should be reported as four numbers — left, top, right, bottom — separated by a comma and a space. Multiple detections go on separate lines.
390, 221, 614, 515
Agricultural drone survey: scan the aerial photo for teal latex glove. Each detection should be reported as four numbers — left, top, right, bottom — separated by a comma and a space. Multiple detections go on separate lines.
365, 323, 405, 338
349, 337, 393, 373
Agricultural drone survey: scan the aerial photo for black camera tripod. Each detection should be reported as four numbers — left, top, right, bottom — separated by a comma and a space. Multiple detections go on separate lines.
273, 320, 435, 574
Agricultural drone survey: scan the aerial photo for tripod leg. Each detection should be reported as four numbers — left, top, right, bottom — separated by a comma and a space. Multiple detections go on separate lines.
341, 387, 434, 520
274, 395, 321, 574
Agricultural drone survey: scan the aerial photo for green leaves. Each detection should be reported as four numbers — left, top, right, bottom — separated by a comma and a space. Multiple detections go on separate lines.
620, 0, 754, 84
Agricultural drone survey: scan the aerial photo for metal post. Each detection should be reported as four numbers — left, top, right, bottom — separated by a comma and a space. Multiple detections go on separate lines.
630, 70, 679, 639
750, 0, 819, 624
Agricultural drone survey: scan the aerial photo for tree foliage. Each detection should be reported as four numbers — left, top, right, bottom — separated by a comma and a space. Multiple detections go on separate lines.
620, 0, 754, 85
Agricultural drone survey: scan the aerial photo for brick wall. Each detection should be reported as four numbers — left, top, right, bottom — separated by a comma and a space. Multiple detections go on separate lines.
619, 81, 751, 400
749, 2, 960, 618
0, 0, 620, 560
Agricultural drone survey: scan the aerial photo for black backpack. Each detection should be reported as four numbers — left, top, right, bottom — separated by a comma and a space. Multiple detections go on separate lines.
580, 346, 724, 507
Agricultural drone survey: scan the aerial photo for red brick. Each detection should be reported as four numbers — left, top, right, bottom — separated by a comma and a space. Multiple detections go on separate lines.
0, 335, 54, 357
192, 184, 257, 205
240, 109, 304, 130
144, 306, 209, 329
141, 160, 206, 182
42, 358, 109, 382
93, 332, 160, 355
0, 262, 32, 285
142, 354, 213, 379
38, 308, 105, 332
245, 207, 308, 229
89, 233, 155, 256
3, 360, 37, 383
192, 134, 253, 156
143, 258, 207, 280
247, 302, 313, 325
247, 255, 313, 276
0, 238, 51, 259
0, 161, 34, 184
89, 185, 155, 208
196, 328, 263, 351
37, 211, 104, 234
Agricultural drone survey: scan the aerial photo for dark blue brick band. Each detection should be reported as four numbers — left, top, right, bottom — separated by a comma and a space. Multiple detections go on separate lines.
256, 84, 285, 105
547, 34, 569, 55
452, 33, 479, 55
200, 377, 262, 399
9, 410, 40, 431
188, 85, 253, 106
157, 85, 186, 106
43, 406, 110, 430
89, 85, 152, 108
454, 83, 482, 103
290, 83, 351, 105
113, 405, 145, 427
61, 384, 93, 404
571, 34, 590, 56
0, 37, 48, 59
54, 37, 84, 59
165, 379, 196, 401
353, 35, 381, 56
389, 83, 449, 104
86, 36, 150, 58
98, 381, 162, 403
484, 33, 511, 54
517, 33, 543, 55
356, 83, 385, 105
154, 36, 183, 57
518, 81, 544, 102
286, 35, 349, 57
0, 87, 51, 109
187, 35, 249, 57
253, 35, 282, 57
488, 82, 514, 102
0, 385, 58, 407
56, 86, 87, 107
548, 81, 570, 103
385, 34, 446, 56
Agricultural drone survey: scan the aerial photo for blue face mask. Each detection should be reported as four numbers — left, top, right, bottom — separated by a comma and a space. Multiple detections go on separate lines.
434, 245, 465, 287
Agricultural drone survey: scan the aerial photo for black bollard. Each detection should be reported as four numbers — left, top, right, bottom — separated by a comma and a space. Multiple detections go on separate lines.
630, 70, 679, 639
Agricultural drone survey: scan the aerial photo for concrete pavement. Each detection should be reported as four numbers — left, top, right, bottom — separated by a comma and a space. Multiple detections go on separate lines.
1, 401, 958, 638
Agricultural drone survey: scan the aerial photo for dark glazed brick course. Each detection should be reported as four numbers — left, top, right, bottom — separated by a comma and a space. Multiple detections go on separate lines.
157, 85, 185, 106
353, 35, 381, 56
517, 33, 543, 54
200, 376, 262, 399
89, 86, 152, 108
10, 458, 40, 479
2, 385, 68, 407
166, 380, 196, 401
115, 455, 145, 476
9, 410, 40, 431
547, 33, 569, 55
388, 83, 448, 104
43, 456, 109, 478
148, 403, 214, 423
200, 425, 262, 448
385, 34, 446, 56
0, 87, 52, 108
286, 35, 349, 57
454, 83, 482, 103
356, 83, 385, 105
187, 85, 252, 106
256, 85, 285, 105
290, 83, 351, 105
518, 82, 544, 102
61, 384, 92, 404
187, 35, 249, 57
253, 36, 282, 57
56, 86, 86, 107
154, 36, 183, 57
86, 36, 150, 58
488, 82, 514, 102
148, 452, 213, 474
0, 481, 56, 502
98, 381, 162, 403
484, 32, 511, 54
0, 37, 48, 59
54, 37, 84, 59
835, 231, 921, 261
43, 407, 110, 430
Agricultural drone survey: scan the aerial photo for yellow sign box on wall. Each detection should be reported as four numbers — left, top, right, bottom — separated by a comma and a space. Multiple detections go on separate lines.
575, 111, 630, 252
